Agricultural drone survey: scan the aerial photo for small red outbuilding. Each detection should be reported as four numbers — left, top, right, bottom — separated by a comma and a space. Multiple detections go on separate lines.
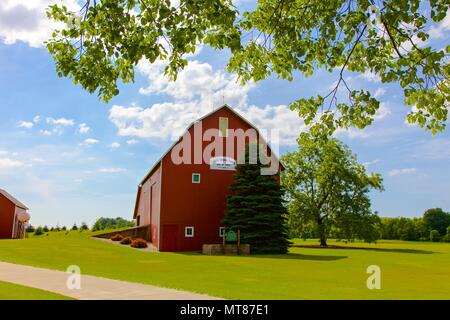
0, 189, 30, 239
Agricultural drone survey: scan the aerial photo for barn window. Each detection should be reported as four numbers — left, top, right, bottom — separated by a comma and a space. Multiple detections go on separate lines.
219, 227, 225, 237
192, 173, 201, 183
219, 117, 228, 137
185, 226, 194, 237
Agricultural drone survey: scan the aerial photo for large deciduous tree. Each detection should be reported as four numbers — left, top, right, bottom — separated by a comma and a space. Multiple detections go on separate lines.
423, 208, 450, 235
47, 0, 449, 134
223, 145, 290, 254
281, 133, 383, 246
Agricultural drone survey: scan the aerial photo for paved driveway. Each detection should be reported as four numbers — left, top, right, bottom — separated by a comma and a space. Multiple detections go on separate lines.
0, 261, 221, 300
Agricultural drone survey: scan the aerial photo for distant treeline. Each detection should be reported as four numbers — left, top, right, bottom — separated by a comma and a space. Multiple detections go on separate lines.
91, 217, 136, 231
380, 208, 450, 242
26, 217, 136, 235
26, 222, 89, 235
290, 208, 450, 242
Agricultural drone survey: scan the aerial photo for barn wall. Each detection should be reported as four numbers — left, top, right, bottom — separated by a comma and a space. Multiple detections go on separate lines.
159, 107, 266, 251
0, 194, 15, 239
136, 163, 161, 247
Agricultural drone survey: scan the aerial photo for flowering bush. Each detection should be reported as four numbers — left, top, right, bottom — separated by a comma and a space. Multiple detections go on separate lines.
131, 238, 148, 248
120, 236, 132, 245
110, 234, 123, 241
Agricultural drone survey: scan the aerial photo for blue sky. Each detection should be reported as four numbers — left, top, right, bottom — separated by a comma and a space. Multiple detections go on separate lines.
0, 1, 449, 227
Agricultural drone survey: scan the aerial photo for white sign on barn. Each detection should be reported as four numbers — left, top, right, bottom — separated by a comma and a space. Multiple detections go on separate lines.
210, 156, 236, 171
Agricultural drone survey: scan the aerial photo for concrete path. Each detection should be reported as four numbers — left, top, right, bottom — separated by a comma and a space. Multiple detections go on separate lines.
0, 261, 220, 300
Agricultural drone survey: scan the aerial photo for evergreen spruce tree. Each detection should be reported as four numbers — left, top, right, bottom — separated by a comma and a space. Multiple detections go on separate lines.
223, 145, 290, 254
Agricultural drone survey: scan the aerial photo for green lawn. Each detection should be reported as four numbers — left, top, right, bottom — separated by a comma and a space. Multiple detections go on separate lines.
0, 231, 449, 299
0, 280, 72, 300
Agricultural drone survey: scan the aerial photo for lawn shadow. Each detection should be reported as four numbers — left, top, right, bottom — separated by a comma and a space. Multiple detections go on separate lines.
247, 253, 348, 261
293, 244, 435, 255
176, 252, 347, 261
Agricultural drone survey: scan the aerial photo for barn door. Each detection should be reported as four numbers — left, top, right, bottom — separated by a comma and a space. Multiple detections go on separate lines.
162, 224, 178, 251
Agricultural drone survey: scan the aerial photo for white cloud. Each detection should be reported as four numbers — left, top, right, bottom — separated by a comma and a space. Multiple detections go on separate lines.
363, 159, 380, 168
78, 123, 90, 134
236, 104, 306, 145
110, 57, 305, 145
0, 151, 18, 157
110, 102, 305, 145
33, 115, 41, 123
358, 70, 381, 83
98, 167, 126, 173
42, 117, 75, 135
388, 168, 417, 177
30, 157, 45, 163
335, 127, 370, 139
137, 58, 253, 107
40, 129, 52, 136
373, 88, 386, 98
0, 0, 80, 48
126, 139, 139, 145
79, 138, 99, 146
374, 103, 391, 120
0, 157, 23, 170
400, 34, 428, 53
109, 102, 206, 141
110, 142, 120, 149
46, 117, 74, 126
428, 13, 450, 40
18, 120, 34, 129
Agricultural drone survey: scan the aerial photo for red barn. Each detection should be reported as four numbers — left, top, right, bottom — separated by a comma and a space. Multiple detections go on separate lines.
133, 104, 282, 251
0, 189, 30, 239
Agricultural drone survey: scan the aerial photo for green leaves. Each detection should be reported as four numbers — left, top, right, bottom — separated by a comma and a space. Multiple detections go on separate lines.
46, 0, 239, 102
281, 133, 384, 245
46, 0, 449, 134
231, 0, 449, 134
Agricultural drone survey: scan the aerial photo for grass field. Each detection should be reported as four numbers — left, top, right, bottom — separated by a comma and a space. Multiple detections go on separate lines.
0, 280, 72, 300
0, 231, 449, 299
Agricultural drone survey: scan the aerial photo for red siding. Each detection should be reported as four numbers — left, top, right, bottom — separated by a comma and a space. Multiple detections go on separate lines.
0, 194, 15, 239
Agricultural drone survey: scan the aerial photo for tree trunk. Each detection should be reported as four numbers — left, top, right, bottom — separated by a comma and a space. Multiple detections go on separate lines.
317, 218, 327, 247
319, 234, 327, 247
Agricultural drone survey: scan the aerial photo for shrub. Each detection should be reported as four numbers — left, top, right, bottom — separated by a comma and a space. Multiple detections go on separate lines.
443, 226, 450, 242
26, 225, 35, 233
110, 234, 123, 241
43, 225, 49, 232
430, 230, 441, 242
71, 224, 78, 231
130, 238, 148, 248
120, 236, 132, 245
34, 226, 44, 236
80, 222, 89, 231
